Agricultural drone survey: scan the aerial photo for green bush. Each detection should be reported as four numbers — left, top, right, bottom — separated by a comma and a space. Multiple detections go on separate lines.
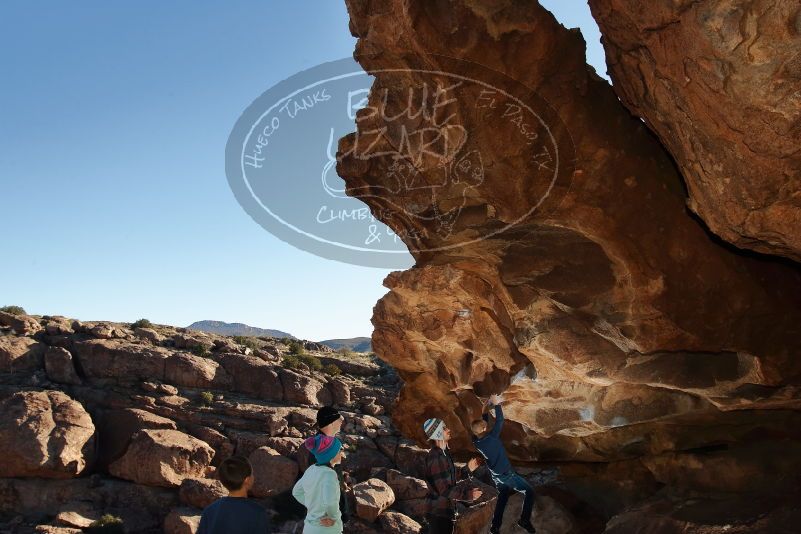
336, 347, 352, 357
199, 391, 214, 406
130, 318, 153, 329
232, 336, 260, 351
88, 514, 124, 528
300, 354, 322, 371
0, 305, 26, 316
190, 345, 210, 357
282, 354, 302, 369
282, 353, 322, 371
287, 340, 305, 355
323, 363, 342, 376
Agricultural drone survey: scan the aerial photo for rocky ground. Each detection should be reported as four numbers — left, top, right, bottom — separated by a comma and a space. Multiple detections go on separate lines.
0, 311, 451, 533
3, 310, 799, 533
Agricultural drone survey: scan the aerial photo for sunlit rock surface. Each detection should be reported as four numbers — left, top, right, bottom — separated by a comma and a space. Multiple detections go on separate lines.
589, 0, 801, 261
339, 0, 801, 505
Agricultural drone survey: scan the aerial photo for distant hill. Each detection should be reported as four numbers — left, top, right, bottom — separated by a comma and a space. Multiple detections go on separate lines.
187, 320, 294, 339
188, 320, 372, 352
319, 337, 372, 353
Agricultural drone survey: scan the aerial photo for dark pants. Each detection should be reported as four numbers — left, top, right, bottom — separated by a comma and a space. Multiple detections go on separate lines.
426, 513, 455, 534
491, 472, 535, 530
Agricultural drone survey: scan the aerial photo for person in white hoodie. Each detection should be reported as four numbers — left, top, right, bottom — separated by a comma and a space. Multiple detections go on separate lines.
292, 434, 345, 533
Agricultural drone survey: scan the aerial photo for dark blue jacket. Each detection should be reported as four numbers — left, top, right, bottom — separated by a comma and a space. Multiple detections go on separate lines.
472, 404, 513, 478
197, 497, 270, 534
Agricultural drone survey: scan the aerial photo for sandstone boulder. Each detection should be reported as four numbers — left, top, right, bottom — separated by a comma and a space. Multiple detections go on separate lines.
343, 447, 394, 481
1, 477, 177, 526
279, 368, 332, 406
43, 316, 74, 336
179, 478, 227, 509
603, 495, 800, 534
0, 311, 42, 335
88, 322, 122, 339
353, 478, 395, 522
228, 430, 277, 458
0, 336, 46, 373
71, 339, 171, 382
142, 381, 178, 396
216, 352, 283, 401
0, 390, 94, 478
262, 436, 305, 456
97, 408, 177, 469
173, 332, 214, 352
386, 469, 428, 500
220, 404, 289, 437
164, 507, 201, 534
394, 499, 429, 520
379, 511, 422, 534
361, 397, 384, 416
108, 429, 214, 488
248, 446, 298, 497
318, 355, 380, 377
184, 425, 233, 466
44, 347, 82, 385
165, 352, 231, 389
328, 377, 352, 405
393, 442, 428, 480
134, 327, 165, 344
35, 527, 81, 534
53, 502, 100, 528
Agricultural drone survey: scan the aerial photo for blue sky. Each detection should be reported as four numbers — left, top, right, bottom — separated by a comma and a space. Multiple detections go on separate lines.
0, 1, 607, 341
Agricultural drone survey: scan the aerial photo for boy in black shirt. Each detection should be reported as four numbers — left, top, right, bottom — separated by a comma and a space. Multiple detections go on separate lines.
197, 455, 271, 534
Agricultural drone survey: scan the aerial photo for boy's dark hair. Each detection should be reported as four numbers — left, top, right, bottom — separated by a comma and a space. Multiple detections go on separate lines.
218, 455, 253, 491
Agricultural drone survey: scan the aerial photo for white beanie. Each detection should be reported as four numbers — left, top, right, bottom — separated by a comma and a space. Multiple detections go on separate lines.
423, 418, 446, 441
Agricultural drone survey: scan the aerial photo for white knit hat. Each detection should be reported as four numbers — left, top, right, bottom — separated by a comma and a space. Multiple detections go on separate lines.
423, 418, 446, 441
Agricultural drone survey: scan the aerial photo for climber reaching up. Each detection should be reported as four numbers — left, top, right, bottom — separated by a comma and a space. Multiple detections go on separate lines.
471, 394, 536, 534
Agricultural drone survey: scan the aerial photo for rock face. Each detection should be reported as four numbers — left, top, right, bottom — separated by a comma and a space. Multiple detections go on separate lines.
341, 0, 801, 454
108, 429, 214, 488
0, 390, 95, 478
339, 0, 801, 529
589, 0, 801, 262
